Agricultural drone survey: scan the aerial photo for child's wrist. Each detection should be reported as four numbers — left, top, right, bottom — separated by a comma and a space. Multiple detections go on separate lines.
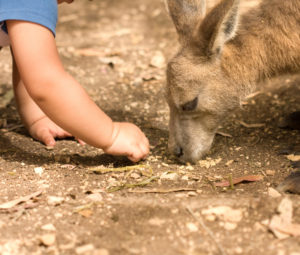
29, 115, 48, 128
103, 122, 120, 152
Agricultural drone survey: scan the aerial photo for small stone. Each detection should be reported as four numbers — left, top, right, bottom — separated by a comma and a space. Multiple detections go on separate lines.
41, 224, 56, 231
130, 172, 141, 179
34, 167, 44, 176
148, 217, 166, 226
54, 213, 63, 218
205, 214, 216, 222
185, 165, 194, 170
266, 170, 276, 176
186, 222, 198, 232
235, 247, 243, 254
160, 172, 179, 181
187, 191, 197, 197
76, 244, 95, 254
47, 196, 65, 206
40, 234, 56, 246
86, 193, 103, 202
150, 51, 165, 68
225, 160, 234, 166
202, 206, 243, 222
223, 222, 237, 230
254, 222, 265, 231
181, 175, 189, 181
268, 187, 281, 198
96, 249, 110, 255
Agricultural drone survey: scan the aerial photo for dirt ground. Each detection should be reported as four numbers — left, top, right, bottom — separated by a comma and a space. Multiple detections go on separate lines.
0, 0, 299, 254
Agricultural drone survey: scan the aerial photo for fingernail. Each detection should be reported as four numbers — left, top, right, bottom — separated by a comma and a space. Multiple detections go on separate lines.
45, 145, 54, 150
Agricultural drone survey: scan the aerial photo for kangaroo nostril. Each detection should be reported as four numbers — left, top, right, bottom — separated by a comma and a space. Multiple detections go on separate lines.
174, 146, 183, 157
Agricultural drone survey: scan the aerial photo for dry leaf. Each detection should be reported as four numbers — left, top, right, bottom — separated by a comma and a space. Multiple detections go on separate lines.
199, 158, 222, 168
286, 154, 300, 162
78, 209, 93, 218
267, 197, 300, 239
0, 190, 43, 210
271, 222, 300, 237
214, 175, 263, 187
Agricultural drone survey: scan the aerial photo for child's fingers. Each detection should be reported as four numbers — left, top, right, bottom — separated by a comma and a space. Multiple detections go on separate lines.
76, 138, 86, 146
127, 149, 142, 162
128, 154, 140, 162
36, 129, 56, 147
128, 141, 150, 162
140, 140, 150, 159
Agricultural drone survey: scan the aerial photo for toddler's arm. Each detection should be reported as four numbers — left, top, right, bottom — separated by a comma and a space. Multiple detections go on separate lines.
12, 51, 82, 147
7, 20, 149, 162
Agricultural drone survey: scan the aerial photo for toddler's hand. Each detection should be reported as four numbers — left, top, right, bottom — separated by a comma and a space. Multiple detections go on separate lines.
104, 122, 149, 162
28, 116, 84, 147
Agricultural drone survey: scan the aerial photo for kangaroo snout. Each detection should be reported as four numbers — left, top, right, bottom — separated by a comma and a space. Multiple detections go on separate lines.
168, 119, 215, 163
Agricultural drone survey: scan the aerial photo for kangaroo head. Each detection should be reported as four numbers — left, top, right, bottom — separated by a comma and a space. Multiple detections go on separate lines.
166, 0, 241, 163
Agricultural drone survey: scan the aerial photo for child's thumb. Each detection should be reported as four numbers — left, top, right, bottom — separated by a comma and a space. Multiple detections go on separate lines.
38, 129, 56, 147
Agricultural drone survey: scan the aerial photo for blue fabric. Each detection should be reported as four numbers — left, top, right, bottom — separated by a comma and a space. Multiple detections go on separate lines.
0, 0, 58, 36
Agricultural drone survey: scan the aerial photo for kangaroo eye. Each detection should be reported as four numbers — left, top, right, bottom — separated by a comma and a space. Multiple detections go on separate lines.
181, 97, 198, 111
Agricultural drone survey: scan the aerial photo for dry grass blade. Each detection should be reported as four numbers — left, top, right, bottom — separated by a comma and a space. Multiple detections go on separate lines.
216, 131, 232, 138
107, 176, 159, 192
128, 188, 197, 193
239, 121, 265, 128
73, 203, 94, 213
88, 164, 152, 175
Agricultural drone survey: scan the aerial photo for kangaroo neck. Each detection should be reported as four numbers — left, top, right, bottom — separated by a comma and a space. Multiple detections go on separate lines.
221, 0, 300, 88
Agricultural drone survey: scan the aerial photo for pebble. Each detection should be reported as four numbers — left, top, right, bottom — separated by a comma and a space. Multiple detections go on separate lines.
150, 51, 165, 68
160, 172, 179, 181
41, 223, 56, 231
202, 206, 243, 222
40, 234, 56, 246
266, 170, 276, 176
148, 217, 166, 226
86, 193, 103, 202
268, 187, 281, 198
76, 244, 95, 254
186, 222, 199, 232
96, 249, 110, 255
223, 222, 237, 230
34, 167, 44, 176
47, 196, 65, 206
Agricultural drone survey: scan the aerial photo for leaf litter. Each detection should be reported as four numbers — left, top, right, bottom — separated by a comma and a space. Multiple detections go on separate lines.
0, 190, 43, 211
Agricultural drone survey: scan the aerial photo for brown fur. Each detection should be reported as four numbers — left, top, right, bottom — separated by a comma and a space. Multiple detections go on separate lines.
166, 0, 300, 163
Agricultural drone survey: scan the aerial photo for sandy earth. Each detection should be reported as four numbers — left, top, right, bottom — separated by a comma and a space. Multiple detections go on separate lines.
0, 0, 299, 255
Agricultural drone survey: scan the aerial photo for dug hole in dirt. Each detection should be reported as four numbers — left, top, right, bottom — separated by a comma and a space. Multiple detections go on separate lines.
0, 0, 299, 255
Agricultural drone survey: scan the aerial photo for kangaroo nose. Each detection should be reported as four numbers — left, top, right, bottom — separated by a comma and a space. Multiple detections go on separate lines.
174, 146, 183, 157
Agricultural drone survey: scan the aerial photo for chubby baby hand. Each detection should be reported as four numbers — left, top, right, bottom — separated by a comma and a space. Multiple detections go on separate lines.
28, 115, 84, 147
104, 122, 149, 162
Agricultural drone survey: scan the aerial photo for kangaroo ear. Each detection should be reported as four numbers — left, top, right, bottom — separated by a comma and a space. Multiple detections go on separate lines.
198, 0, 240, 57
166, 0, 206, 44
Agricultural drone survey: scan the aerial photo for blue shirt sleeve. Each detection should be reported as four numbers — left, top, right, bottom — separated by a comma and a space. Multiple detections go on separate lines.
0, 0, 58, 36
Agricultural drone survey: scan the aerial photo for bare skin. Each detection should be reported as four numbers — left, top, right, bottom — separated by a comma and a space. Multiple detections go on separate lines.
6, 0, 149, 162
